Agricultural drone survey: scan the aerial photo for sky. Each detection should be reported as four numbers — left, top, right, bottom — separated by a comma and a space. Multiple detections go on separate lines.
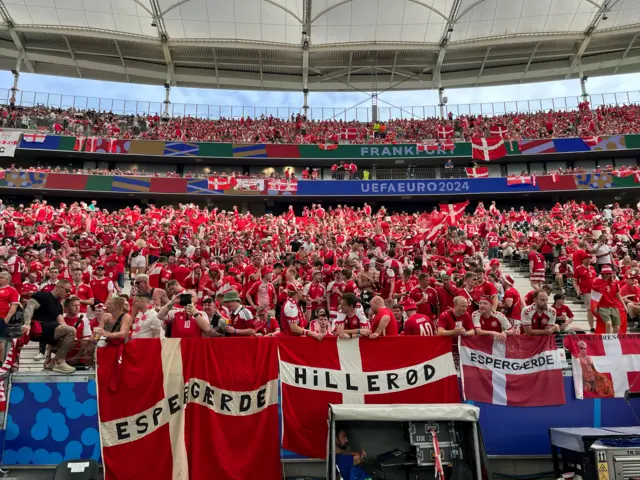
1, 69, 640, 121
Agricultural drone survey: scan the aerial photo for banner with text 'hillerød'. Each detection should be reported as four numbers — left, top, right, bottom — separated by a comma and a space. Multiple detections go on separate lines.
278, 336, 459, 459
97, 338, 280, 480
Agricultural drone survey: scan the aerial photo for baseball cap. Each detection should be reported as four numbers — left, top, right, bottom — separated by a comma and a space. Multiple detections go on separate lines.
601, 265, 614, 275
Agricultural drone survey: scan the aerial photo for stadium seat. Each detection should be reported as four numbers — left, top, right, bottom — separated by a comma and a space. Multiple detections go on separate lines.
53, 460, 99, 480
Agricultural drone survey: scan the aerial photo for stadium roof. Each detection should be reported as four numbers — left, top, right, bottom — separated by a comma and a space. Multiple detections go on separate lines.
0, 0, 640, 93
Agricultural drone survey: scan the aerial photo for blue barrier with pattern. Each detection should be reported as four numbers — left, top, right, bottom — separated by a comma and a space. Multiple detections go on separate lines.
2, 381, 101, 465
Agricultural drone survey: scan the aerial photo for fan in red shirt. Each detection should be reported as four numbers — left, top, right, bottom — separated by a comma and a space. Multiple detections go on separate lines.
409, 273, 439, 317
401, 300, 436, 336
499, 274, 522, 330
472, 268, 498, 309
158, 291, 211, 338
574, 256, 597, 331
471, 297, 513, 340
435, 275, 460, 312
369, 296, 398, 338
70, 268, 94, 314
89, 265, 114, 305
551, 294, 576, 332
593, 265, 627, 334
621, 275, 640, 320
436, 296, 475, 336
0, 271, 20, 338
335, 292, 370, 339
528, 246, 546, 288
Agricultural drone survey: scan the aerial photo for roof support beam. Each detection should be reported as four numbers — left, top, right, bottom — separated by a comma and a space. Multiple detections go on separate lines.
565, 0, 620, 79
390, 51, 398, 86
212, 48, 220, 88
430, 0, 463, 88
613, 33, 638, 74
519, 41, 540, 83
475, 46, 491, 86
258, 49, 264, 89
347, 51, 353, 85
114, 40, 129, 82
63, 36, 82, 78
0, 0, 33, 73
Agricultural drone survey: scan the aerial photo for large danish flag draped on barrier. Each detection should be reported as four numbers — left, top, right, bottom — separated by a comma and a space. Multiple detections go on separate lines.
459, 336, 565, 406
278, 337, 460, 459
564, 334, 640, 399
97, 339, 280, 480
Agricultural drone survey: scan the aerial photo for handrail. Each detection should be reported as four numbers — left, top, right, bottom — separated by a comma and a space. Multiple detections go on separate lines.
1, 88, 639, 121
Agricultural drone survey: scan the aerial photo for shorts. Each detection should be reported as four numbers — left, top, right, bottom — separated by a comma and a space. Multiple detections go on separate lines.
0, 319, 7, 338
131, 255, 147, 268
599, 307, 621, 326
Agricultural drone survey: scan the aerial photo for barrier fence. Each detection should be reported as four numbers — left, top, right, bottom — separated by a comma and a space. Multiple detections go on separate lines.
2, 88, 640, 121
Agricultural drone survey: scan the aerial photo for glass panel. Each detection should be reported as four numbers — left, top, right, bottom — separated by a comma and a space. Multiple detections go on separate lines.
602, 93, 616, 106
124, 100, 137, 115
540, 98, 553, 111
33, 91, 49, 107
590, 94, 604, 107
149, 102, 162, 116
184, 104, 197, 117
629, 91, 640, 105
111, 99, 125, 114
504, 101, 517, 114
566, 96, 579, 111
220, 106, 232, 118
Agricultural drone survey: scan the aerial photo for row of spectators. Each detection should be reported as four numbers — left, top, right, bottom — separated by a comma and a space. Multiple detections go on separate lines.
3, 100, 640, 143
0, 198, 639, 374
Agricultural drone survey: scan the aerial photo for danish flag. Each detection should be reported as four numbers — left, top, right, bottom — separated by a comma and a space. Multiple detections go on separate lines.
471, 137, 507, 161
465, 167, 489, 178
489, 124, 508, 139
582, 136, 600, 147
437, 124, 454, 139
207, 176, 233, 190
340, 128, 357, 141
439, 201, 470, 226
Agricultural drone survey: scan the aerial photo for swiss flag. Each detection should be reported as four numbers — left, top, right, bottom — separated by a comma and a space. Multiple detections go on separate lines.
207, 176, 233, 190
564, 334, 640, 399
437, 124, 454, 139
460, 336, 565, 406
472, 137, 507, 161
278, 337, 459, 459
465, 167, 488, 178
97, 339, 281, 480
439, 200, 470, 226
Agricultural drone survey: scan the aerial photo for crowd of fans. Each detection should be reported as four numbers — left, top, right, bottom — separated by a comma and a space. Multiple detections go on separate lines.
0, 197, 637, 374
5, 100, 640, 144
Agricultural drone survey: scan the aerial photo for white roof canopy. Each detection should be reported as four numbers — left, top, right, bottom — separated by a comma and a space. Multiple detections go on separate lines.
0, 0, 639, 91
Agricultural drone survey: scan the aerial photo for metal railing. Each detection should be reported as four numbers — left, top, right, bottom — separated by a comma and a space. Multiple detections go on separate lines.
2, 88, 640, 121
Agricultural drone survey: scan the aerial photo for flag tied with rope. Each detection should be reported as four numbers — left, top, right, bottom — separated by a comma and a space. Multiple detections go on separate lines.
465, 167, 489, 178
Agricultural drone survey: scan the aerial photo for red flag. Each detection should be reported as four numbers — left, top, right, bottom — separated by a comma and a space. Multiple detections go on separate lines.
472, 137, 506, 161
507, 175, 536, 186
97, 339, 281, 480
439, 201, 470, 226
489, 124, 508, 139
635, 172, 640, 184
460, 336, 565, 406
207, 176, 232, 190
318, 143, 338, 150
0, 171, 5, 180
417, 143, 438, 152
465, 167, 488, 178
614, 169, 635, 178
85, 137, 99, 153
278, 337, 459, 458
340, 128, 357, 140
551, 173, 559, 183
74, 136, 85, 152
563, 334, 640, 399
437, 124, 454, 139
582, 136, 600, 147
442, 141, 455, 151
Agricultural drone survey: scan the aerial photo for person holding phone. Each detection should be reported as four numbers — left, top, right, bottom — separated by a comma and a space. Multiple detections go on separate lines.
157, 290, 211, 338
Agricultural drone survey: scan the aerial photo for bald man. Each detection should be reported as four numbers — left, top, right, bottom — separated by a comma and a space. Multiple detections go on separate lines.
369, 295, 398, 338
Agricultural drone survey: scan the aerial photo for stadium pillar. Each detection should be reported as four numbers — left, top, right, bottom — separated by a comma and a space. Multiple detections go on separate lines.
9, 58, 20, 106
163, 82, 171, 119
438, 87, 446, 119
580, 75, 589, 102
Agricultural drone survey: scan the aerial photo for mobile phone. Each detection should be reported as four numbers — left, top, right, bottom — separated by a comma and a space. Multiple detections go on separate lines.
179, 293, 192, 306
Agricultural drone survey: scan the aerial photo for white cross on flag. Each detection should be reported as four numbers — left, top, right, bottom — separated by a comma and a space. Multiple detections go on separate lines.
439, 200, 470, 226
437, 124, 454, 139
207, 176, 233, 190
564, 334, 640, 399
489, 124, 508, 139
97, 339, 281, 480
460, 336, 566, 406
507, 175, 536, 186
278, 337, 459, 459
471, 136, 507, 161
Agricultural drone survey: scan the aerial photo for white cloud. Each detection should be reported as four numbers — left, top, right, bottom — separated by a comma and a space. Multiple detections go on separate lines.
1, 70, 639, 120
